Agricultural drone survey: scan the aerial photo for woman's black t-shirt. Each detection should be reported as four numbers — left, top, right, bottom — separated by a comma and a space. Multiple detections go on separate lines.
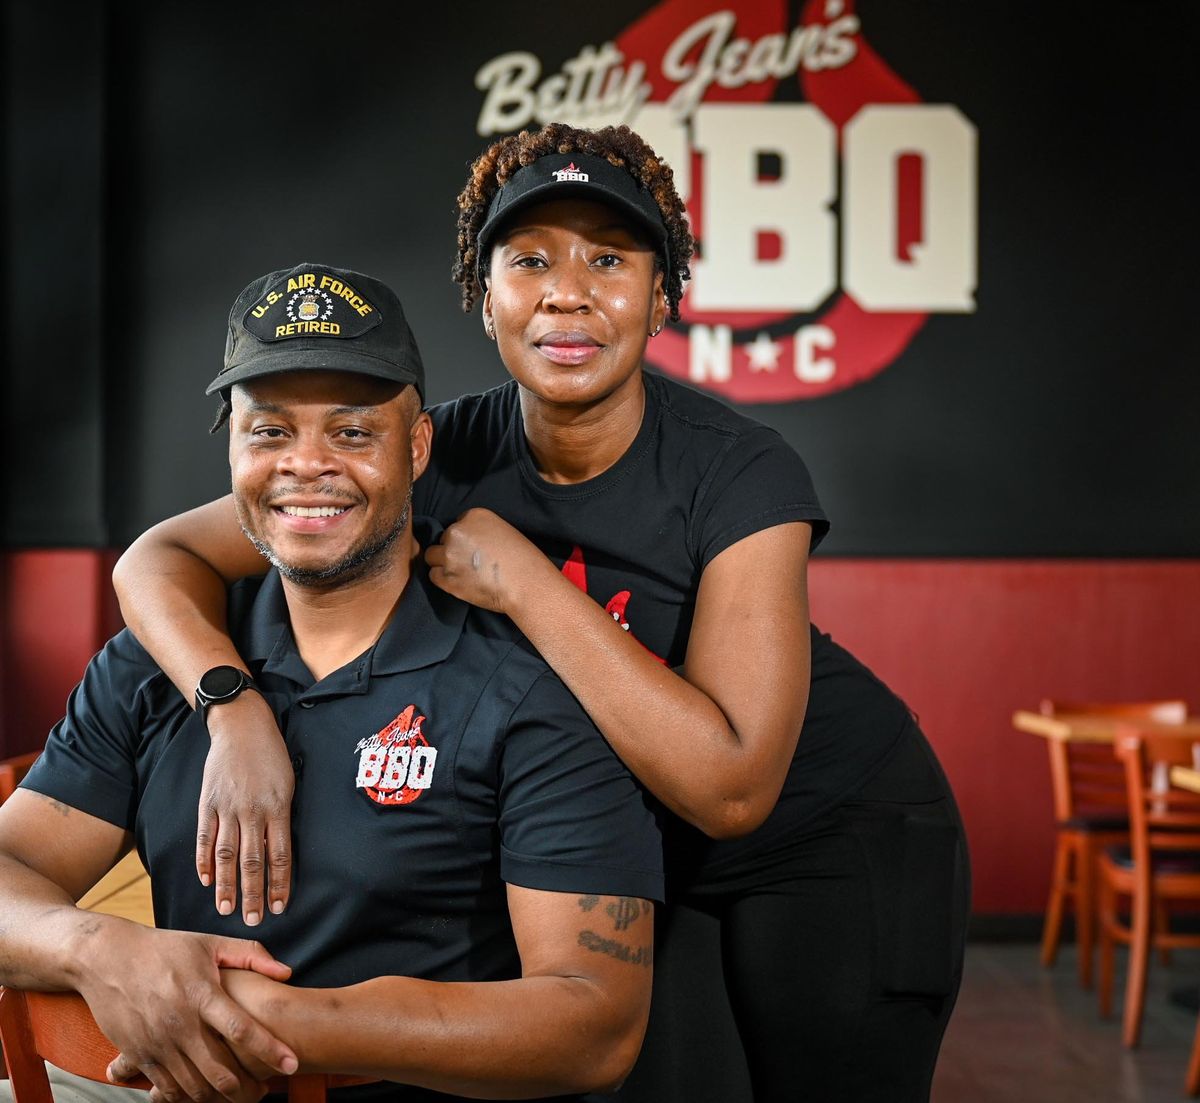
414, 371, 913, 893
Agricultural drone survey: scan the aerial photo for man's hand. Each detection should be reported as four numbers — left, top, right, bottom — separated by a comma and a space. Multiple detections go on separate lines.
214, 968, 295, 1080
86, 922, 298, 1103
197, 689, 295, 925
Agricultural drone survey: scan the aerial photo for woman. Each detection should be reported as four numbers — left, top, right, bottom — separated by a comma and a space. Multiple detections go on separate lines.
113, 123, 969, 1102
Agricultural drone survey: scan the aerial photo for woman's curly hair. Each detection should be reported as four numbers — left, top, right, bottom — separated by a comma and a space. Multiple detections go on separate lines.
453, 123, 694, 321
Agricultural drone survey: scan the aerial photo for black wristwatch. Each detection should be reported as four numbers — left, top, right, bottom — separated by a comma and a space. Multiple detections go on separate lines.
194, 665, 259, 715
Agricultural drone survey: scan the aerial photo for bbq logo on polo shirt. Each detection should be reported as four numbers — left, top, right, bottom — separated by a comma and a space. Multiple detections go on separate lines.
354, 703, 437, 806
244, 270, 384, 343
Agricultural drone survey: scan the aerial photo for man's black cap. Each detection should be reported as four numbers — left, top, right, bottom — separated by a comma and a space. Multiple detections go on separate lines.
477, 152, 669, 285
208, 263, 425, 401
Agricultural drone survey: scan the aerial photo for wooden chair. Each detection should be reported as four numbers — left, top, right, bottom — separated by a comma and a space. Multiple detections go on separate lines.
1098, 726, 1200, 1049
0, 752, 42, 1082
0, 752, 40, 805
1037, 698, 1186, 988
1189, 1010, 1200, 1097
0, 987, 373, 1103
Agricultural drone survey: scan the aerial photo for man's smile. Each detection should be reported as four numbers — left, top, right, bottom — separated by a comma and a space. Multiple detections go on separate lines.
276, 504, 352, 518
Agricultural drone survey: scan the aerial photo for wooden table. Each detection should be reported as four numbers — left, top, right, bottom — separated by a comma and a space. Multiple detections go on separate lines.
78, 851, 153, 926
1171, 766, 1200, 794
1015, 709, 1200, 798
1013, 710, 1200, 744
1016, 709, 1200, 1025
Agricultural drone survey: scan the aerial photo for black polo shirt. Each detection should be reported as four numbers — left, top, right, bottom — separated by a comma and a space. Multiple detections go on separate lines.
22, 520, 663, 995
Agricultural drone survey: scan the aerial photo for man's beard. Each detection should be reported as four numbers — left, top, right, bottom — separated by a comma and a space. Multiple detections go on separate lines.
237, 487, 413, 589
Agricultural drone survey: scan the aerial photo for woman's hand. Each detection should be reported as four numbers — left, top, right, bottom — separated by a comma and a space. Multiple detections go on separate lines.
197, 690, 295, 925
425, 509, 554, 615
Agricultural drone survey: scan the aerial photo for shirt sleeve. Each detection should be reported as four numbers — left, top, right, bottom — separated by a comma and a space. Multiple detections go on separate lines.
691, 425, 830, 568
497, 670, 664, 902
19, 629, 156, 831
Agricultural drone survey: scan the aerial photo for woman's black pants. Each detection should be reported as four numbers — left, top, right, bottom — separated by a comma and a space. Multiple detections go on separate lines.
606, 724, 971, 1103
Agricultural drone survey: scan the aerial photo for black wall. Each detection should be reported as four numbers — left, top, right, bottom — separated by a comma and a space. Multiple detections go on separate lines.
4, 1, 1197, 554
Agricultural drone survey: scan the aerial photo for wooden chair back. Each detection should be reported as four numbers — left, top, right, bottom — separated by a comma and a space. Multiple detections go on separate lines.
0, 987, 370, 1103
1039, 699, 1187, 823
0, 753, 41, 805
1113, 727, 1200, 870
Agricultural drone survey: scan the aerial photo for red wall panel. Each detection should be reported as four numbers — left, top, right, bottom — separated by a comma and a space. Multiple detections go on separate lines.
809, 559, 1200, 914
1, 550, 122, 758
4, 550, 1199, 916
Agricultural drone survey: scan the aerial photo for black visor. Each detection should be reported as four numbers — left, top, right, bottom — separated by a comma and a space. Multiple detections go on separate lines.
476, 152, 670, 287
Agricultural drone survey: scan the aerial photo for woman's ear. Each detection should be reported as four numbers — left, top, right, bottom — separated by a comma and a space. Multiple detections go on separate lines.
649, 271, 667, 337
482, 288, 496, 341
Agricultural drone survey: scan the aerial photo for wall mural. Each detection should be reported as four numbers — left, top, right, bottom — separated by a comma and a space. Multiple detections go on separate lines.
473, 0, 977, 403
3, 1, 1195, 555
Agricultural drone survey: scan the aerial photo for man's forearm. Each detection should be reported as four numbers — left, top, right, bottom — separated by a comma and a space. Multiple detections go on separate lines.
242, 971, 647, 1097
0, 850, 124, 991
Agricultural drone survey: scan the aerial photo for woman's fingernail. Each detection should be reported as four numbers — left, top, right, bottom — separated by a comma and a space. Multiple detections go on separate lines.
246, 911, 260, 926
271, 899, 285, 914
281, 1057, 298, 1075
218, 899, 233, 916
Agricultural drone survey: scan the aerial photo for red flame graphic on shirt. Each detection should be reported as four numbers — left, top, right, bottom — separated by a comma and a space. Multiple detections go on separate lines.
356, 703, 436, 806
562, 547, 666, 664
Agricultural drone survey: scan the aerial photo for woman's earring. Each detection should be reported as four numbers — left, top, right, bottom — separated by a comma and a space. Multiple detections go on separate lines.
650, 324, 663, 338
485, 319, 496, 340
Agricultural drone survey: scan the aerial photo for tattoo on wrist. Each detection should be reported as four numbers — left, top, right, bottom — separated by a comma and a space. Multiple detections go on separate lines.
578, 930, 653, 968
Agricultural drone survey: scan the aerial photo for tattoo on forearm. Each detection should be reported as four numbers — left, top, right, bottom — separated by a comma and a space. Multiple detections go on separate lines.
578, 930, 653, 968
606, 897, 641, 931
577, 895, 647, 933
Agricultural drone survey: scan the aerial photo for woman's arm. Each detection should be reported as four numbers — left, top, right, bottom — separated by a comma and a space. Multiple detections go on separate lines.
205, 887, 652, 1099
112, 496, 296, 924
426, 511, 812, 838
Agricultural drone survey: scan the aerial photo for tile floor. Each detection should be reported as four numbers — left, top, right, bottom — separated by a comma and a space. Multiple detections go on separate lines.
933, 943, 1200, 1102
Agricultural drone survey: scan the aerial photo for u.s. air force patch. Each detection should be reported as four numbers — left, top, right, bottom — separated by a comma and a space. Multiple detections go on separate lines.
289, 289, 332, 323
243, 270, 383, 342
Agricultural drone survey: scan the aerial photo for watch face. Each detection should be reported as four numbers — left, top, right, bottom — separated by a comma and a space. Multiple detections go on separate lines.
200, 666, 245, 700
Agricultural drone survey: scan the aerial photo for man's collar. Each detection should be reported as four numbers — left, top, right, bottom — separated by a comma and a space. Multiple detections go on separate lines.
234, 517, 468, 694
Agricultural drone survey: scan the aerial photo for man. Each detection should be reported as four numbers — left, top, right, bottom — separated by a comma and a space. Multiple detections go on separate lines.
0, 263, 662, 1103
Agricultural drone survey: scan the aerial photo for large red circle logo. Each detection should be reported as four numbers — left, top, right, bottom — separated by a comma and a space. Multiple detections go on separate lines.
474, 0, 978, 403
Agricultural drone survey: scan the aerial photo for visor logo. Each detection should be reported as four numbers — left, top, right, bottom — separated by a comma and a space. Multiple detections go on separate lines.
553, 162, 590, 182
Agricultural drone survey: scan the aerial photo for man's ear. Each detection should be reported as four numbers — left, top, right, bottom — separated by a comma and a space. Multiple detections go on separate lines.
411, 410, 433, 482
